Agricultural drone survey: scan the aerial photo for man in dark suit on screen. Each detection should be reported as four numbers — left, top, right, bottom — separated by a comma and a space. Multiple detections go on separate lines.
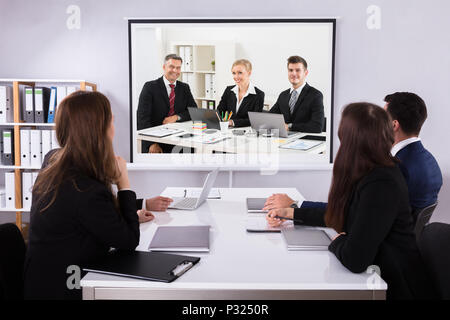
269, 55, 324, 133
137, 54, 197, 153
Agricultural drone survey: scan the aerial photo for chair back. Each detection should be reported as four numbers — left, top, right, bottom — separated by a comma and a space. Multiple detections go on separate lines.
414, 202, 438, 242
0, 223, 26, 300
418, 222, 450, 299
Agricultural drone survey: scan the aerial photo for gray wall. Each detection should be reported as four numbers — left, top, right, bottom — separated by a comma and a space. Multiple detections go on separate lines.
0, 0, 448, 223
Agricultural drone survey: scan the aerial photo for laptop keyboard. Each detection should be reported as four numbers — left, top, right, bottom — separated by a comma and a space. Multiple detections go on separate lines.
173, 197, 197, 209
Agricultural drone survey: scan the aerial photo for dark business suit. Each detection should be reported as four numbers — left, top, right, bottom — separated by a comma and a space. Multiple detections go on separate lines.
396, 141, 442, 213
216, 85, 265, 127
294, 166, 437, 300
24, 152, 140, 300
269, 83, 324, 133
137, 77, 197, 152
301, 141, 443, 224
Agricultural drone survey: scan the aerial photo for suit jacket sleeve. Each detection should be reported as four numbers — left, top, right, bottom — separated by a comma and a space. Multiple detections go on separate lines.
269, 100, 281, 114
216, 88, 229, 115
291, 91, 324, 133
177, 84, 196, 122
293, 207, 327, 227
78, 188, 140, 250
137, 82, 153, 131
328, 178, 401, 273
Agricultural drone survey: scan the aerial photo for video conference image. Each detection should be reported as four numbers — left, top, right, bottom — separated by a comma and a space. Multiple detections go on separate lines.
129, 20, 335, 164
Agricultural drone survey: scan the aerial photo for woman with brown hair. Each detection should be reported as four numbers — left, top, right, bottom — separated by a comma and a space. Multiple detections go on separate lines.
24, 91, 153, 300
267, 103, 436, 299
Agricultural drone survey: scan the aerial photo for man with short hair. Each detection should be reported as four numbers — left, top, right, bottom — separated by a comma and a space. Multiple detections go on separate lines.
269, 55, 324, 133
137, 54, 197, 153
266, 92, 442, 222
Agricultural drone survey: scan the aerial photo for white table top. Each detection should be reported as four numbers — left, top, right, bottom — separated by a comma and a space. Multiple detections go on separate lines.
81, 188, 386, 291
137, 122, 327, 154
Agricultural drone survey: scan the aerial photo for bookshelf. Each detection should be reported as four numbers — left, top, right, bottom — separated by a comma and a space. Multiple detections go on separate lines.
170, 41, 235, 110
0, 79, 97, 232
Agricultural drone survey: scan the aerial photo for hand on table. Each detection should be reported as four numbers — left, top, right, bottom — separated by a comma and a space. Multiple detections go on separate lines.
265, 208, 294, 227
162, 115, 178, 124
263, 193, 295, 210
137, 209, 155, 223
146, 196, 173, 212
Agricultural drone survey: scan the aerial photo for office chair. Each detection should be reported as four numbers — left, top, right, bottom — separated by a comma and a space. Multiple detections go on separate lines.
0, 223, 26, 300
414, 202, 438, 243
418, 222, 450, 299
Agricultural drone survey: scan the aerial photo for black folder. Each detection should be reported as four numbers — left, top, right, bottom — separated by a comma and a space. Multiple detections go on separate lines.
83, 250, 200, 283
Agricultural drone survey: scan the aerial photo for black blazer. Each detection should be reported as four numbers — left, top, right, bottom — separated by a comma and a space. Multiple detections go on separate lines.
216, 85, 265, 127
269, 83, 324, 133
137, 77, 197, 151
294, 166, 437, 300
24, 155, 140, 300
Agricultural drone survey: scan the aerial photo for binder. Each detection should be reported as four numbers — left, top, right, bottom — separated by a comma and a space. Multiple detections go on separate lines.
149, 225, 210, 252
281, 226, 331, 251
0, 85, 13, 123
204, 74, 211, 98
179, 46, 186, 71
51, 130, 59, 149
41, 129, 52, 160
5, 171, 15, 209
23, 86, 34, 123
32, 171, 39, 186
0, 187, 5, 208
83, 250, 200, 283
22, 171, 33, 209
2, 129, 13, 165
66, 86, 77, 96
201, 100, 207, 109
20, 129, 31, 167
34, 87, 51, 123
47, 87, 57, 123
185, 46, 192, 71
211, 74, 216, 98
30, 129, 42, 167
56, 86, 67, 106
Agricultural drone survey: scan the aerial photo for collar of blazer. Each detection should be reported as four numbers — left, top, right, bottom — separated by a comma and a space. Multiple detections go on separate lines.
290, 82, 310, 117
159, 76, 182, 110
230, 84, 256, 114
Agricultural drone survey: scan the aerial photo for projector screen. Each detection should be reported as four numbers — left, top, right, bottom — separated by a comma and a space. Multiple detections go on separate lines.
128, 19, 336, 169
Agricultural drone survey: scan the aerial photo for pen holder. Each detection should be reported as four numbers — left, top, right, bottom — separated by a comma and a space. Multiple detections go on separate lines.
219, 121, 229, 133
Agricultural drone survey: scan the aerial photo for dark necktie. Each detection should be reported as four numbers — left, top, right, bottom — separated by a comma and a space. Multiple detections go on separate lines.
289, 90, 298, 115
168, 84, 175, 116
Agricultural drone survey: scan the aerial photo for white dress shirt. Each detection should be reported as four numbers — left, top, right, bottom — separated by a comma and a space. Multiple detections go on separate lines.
391, 137, 421, 156
231, 82, 256, 113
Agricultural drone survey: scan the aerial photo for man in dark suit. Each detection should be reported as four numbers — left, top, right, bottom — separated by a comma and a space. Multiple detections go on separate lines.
265, 92, 443, 224
137, 54, 197, 153
269, 56, 324, 133
384, 92, 442, 217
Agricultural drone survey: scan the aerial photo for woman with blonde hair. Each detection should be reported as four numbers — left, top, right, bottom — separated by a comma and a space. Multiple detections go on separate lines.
24, 91, 153, 300
217, 59, 265, 127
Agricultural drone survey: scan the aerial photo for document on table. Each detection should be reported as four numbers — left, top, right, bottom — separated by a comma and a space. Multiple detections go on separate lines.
279, 139, 323, 151
140, 127, 183, 138
245, 216, 293, 233
189, 134, 229, 144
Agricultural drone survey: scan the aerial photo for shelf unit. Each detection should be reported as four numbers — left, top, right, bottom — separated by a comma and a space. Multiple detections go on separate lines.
170, 41, 235, 110
0, 79, 97, 231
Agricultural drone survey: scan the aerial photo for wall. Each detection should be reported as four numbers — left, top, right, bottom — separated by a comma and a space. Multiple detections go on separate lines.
0, 0, 448, 224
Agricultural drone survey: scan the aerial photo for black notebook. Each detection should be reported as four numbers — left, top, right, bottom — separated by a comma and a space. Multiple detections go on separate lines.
83, 250, 200, 282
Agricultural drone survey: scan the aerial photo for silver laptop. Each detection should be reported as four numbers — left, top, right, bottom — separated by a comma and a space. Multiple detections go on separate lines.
188, 107, 220, 130
248, 112, 300, 138
168, 169, 219, 210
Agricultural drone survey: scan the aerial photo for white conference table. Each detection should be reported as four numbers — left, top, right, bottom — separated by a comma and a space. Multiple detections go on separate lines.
136, 121, 327, 154
81, 188, 387, 300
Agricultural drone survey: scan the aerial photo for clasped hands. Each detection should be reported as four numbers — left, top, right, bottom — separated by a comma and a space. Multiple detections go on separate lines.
137, 196, 173, 223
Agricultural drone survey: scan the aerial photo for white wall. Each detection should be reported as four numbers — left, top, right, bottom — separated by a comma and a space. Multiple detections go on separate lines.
0, 0, 448, 224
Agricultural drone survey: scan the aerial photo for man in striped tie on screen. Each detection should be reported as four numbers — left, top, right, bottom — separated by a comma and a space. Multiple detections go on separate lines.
137, 54, 197, 153
269, 56, 324, 133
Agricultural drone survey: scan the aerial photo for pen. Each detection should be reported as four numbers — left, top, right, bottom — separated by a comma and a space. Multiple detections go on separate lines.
221, 111, 224, 121
183, 189, 187, 198
225, 111, 228, 122
216, 112, 221, 122
273, 215, 304, 224
228, 111, 233, 121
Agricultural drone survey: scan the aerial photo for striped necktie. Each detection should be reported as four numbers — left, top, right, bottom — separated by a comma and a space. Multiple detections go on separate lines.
289, 89, 298, 115
168, 84, 175, 116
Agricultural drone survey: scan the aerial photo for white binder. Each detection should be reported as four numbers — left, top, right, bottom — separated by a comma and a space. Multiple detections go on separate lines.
41, 129, 52, 160
205, 74, 211, 99
47, 87, 57, 123
20, 129, 31, 167
5, 171, 15, 209
66, 86, 77, 96
24, 86, 34, 122
185, 46, 192, 71
2, 129, 13, 165
179, 46, 186, 71
30, 129, 42, 167
32, 171, 39, 186
0, 86, 13, 123
22, 171, 33, 209
34, 87, 44, 123
51, 130, 59, 149
56, 86, 67, 106
211, 74, 216, 98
